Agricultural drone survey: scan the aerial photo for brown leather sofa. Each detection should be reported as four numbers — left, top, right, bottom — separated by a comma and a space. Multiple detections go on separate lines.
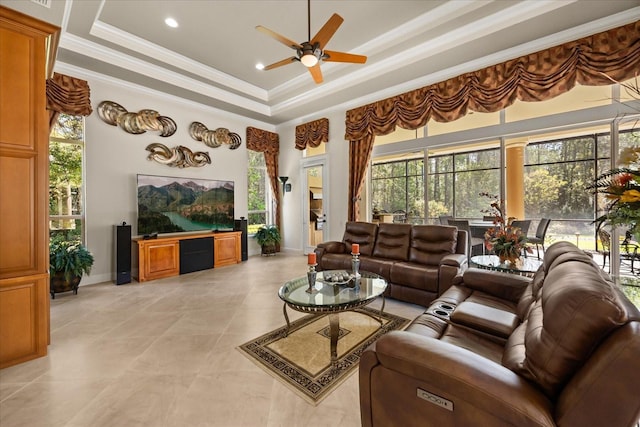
314, 222, 468, 307
359, 241, 640, 427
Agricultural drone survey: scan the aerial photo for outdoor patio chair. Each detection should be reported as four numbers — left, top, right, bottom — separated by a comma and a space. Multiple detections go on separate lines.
448, 219, 484, 260
528, 218, 551, 259
439, 215, 453, 225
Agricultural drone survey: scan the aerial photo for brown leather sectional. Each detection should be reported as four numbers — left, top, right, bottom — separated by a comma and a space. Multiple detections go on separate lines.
314, 222, 468, 307
359, 241, 640, 426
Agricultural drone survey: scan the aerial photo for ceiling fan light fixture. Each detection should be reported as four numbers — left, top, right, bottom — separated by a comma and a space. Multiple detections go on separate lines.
300, 53, 318, 67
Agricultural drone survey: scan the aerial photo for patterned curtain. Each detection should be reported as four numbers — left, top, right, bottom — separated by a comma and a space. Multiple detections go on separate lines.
345, 20, 640, 220
295, 118, 329, 150
348, 133, 375, 221
46, 72, 92, 129
246, 127, 281, 230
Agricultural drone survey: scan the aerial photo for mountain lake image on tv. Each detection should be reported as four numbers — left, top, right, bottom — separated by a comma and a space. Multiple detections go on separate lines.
137, 174, 234, 235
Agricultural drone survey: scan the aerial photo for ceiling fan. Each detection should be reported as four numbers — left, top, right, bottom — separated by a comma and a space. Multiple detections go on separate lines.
256, 0, 367, 84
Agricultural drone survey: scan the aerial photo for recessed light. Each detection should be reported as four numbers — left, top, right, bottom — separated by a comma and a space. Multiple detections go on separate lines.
255, 63, 265, 70
165, 17, 178, 28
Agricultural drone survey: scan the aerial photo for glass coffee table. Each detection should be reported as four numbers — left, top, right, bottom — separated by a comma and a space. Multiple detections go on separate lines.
278, 270, 387, 363
471, 254, 543, 277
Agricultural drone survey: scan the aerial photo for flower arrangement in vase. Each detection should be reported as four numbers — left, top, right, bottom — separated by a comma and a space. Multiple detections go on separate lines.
589, 146, 640, 241
480, 192, 532, 264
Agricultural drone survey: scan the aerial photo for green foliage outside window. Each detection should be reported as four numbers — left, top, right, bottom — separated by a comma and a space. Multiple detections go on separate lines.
247, 150, 271, 233
49, 114, 84, 244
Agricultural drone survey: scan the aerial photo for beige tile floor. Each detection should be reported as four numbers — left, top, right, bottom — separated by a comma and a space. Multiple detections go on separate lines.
0, 252, 425, 427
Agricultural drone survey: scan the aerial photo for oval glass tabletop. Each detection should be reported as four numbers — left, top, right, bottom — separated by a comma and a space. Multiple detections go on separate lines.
470, 254, 542, 275
278, 270, 387, 309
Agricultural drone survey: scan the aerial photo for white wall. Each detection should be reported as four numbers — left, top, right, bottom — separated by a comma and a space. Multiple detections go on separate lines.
78, 73, 274, 285
276, 108, 351, 250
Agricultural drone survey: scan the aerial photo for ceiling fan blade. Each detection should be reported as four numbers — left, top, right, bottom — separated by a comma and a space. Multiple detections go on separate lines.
256, 25, 302, 50
323, 50, 367, 64
263, 57, 298, 70
310, 13, 343, 49
308, 64, 323, 84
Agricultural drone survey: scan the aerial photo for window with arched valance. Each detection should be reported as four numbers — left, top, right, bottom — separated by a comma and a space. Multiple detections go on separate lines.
46, 72, 93, 129
246, 126, 281, 230
344, 20, 640, 221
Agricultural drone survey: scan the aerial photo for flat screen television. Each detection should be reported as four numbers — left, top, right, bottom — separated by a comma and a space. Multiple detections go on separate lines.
137, 174, 234, 235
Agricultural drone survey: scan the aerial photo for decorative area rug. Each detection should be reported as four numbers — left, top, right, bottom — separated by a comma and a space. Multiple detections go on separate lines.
237, 307, 410, 405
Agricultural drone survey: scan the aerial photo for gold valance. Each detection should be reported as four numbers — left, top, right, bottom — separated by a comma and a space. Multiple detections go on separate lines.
246, 126, 281, 229
295, 118, 329, 150
345, 20, 640, 141
246, 126, 279, 154
46, 72, 92, 129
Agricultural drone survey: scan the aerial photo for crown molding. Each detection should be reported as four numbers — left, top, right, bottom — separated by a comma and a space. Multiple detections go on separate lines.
89, 20, 269, 101
275, 6, 640, 128
270, 0, 578, 116
54, 61, 277, 132
59, 32, 272, 116
268, 0, 493, 100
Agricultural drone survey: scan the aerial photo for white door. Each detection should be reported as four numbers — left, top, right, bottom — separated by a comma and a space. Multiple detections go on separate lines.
301, 157, 328, 254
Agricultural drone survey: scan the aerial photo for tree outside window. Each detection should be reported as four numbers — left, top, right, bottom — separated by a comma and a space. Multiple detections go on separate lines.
247, 150, 273, 234
49, 114, 85, 245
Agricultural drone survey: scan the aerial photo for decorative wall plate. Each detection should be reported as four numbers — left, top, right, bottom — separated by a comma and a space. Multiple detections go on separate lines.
97, 101, 177, 137
188, 121, 242, 149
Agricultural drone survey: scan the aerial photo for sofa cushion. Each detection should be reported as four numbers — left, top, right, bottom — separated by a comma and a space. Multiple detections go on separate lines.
451, 301, 520, 339
372, 223, 412, 261
360, 257, 396, 280
389, 262, 439, 293
503, 254, 629, 398
409, 225, 458, 266
342, 221, 378, 256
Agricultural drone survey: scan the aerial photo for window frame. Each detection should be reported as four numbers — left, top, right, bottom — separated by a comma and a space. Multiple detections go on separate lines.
49, 115, 86, 245
247, 150, 274, 234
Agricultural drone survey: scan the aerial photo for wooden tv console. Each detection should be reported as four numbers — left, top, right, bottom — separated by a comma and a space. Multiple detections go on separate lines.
134, 232, 241, 282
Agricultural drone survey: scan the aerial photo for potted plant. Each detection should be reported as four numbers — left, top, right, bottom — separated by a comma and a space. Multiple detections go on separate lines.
254, 225, 281, 255
49, 240, 94, 299
480, 192, 533, 264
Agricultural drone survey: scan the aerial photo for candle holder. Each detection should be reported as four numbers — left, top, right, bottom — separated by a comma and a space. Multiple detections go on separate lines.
351, 252, 360, 278
306, 264, 318, 294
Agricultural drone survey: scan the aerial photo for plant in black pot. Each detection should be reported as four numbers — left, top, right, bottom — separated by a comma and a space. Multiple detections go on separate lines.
253, 225, 281, 256
49, 240, 94, 299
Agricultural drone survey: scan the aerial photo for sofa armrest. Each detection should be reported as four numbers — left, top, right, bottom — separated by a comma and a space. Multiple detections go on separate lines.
360, 331, 554, 427
314, 241, 347, 271
316, 240, 347, 253
461, 267, 531, 303
440, 253, 467, 268
438, 254, 467, 295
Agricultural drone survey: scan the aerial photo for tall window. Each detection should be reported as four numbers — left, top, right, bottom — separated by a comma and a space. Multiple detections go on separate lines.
523, 128, 640, 248
427, 148, 500, 221
247, 150, 273, 233
49, 113, 85, 244
371, 157, 424, 221
524, 136, 596, 221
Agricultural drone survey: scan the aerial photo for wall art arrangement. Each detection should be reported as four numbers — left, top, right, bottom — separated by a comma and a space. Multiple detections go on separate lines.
97, 101, 177, 137
189, 122, 242, 149
145, 143, 211, 168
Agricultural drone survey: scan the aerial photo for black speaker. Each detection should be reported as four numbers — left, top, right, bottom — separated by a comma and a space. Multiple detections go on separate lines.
234, 217, 248, 261
114, 223, 131, 285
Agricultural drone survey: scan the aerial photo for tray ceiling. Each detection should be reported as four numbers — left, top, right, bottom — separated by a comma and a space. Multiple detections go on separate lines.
3, 0, 639, 125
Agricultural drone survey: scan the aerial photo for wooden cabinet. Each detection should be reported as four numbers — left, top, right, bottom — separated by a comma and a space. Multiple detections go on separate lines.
213, 232, 241, 267
136, 238, 180, 282
135, 232, 241, 282
0, 6, 59, 369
